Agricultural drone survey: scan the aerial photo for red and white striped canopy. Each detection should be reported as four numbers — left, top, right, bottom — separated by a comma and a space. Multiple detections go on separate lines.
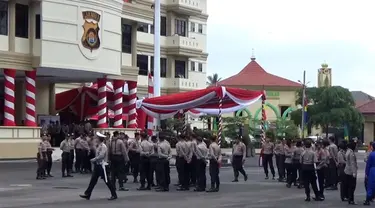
136, 86, 264, 120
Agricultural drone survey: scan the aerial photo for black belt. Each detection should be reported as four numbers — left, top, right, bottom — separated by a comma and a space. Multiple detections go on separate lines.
233, 155, 243, 157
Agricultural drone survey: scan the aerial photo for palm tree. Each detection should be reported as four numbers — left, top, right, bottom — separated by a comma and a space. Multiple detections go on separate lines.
207, 73, 222, 86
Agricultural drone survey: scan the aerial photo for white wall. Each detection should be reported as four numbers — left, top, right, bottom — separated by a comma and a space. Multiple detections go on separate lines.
40, 0, 122, 75
0, 35, 8, 51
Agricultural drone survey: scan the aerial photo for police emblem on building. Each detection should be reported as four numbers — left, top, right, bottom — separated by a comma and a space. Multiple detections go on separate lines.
81, 11, 101, 52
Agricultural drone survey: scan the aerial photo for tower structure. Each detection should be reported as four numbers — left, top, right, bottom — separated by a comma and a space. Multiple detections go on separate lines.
318, 62, 332, 87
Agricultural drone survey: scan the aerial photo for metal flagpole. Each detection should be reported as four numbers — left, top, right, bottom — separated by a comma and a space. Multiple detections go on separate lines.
301, 70, 306, 139
153, 0, 161, 130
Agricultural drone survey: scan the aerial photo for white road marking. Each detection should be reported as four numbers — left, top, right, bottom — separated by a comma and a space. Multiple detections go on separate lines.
9, 184, 32, 187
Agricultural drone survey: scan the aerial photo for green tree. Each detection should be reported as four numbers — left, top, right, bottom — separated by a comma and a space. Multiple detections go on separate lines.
165, 118, 185, 134
290, 86, 364, 138
222, 116, 246, 139
274, 119, 299, 139
206, 73, 222, 86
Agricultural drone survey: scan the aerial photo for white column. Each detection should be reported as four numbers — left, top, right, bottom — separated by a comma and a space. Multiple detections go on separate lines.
8, 0, 16, 52
131, 22, 138, 67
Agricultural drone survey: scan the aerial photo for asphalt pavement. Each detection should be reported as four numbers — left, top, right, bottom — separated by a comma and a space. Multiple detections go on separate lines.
0, 153, 369, 208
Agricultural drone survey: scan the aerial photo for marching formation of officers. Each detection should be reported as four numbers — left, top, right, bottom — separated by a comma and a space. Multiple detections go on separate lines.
262, 136, 360, 204
37, 129, 223, 200
37, 128, 374, 204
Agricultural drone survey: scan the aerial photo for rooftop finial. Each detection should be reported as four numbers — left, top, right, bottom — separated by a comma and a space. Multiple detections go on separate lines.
251, 48, 256, 61
321, 60, 328, 68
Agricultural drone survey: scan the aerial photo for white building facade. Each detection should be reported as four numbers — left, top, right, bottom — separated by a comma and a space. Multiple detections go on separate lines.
54, 0, 209, 96
0, 0, 208, 159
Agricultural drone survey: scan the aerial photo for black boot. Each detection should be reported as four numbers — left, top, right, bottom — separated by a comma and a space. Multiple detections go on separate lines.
206, 184, 216, 192
79, 194, 91, 200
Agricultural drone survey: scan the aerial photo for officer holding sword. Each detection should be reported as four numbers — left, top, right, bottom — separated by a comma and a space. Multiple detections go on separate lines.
79, 132, 117, 201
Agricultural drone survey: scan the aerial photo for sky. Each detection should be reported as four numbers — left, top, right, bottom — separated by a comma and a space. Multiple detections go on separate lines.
206, 0, 375, 95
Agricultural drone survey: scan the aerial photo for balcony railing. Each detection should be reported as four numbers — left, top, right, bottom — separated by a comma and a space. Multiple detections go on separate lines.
167, 77, 203, 90
166, 0, 202, 15
167, 35, 200, 50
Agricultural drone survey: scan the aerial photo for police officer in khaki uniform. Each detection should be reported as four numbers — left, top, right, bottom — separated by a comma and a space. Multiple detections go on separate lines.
36, 133, 48, 180
60, 133, 74, 177
195, 137, 208, 192
261, 138, 275, 180
338, 141, 348, 201
188, 135, 198, 186
81, 135, 91, 173
344, 141, 358, 205
284, 139, 294, 188
128, 132, 141, 183
207, 135, 221, 192
74, 135, 84, 173
327, 136, 339, 190
293, 140, 304, 188
68, 133, 75, 173
177, 135, 191, 191
155, 134, 172, 192
231, 137, 247, 182
109, 131, 129, 191
45, 134, 54, 177
120, 132, 129, 183
274, 139, 285, 182
137, 133, 153, 190
149, 136, 159, 187
300, 140, 322, 202
315, 140, 329, 199
80, 132, 117, 201
175, 135, 185, 187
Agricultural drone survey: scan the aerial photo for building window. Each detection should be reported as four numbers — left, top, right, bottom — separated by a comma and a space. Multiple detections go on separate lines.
137, 23, 148, 33
0, 1, 8, 35
175, 60, 186, 78
280, 105, 290, 117
190, 22, 195, 32
150, 16, 166, 36
121, 23, 132, 53
161, 16, 166, 36
151, 57, 167, 78
190, 61, 195, 71
35, 14, 40, 39
198, 63, 203, 72
15, 4, 29, 38
198, 24, 203, 33
175, 19, 186, 36
137, 55, 148, 76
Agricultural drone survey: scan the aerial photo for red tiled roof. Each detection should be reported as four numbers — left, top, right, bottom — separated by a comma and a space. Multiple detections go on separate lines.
218, 58, 301, 87
356, 100, 375, 114
355, 100, 370, 108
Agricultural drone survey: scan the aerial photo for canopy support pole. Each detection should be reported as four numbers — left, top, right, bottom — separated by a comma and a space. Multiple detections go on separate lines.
261, 91, 266, 143
180, 110, 187, 135
218, 96, 223, 147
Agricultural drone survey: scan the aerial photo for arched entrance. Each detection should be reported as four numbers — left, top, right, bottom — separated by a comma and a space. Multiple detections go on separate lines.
235, 108, 252, 128
254, 102, 281, 119
281, 106, 296, 120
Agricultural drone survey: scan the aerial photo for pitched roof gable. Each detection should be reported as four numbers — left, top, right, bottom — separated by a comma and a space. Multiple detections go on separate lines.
218, 58, 301, 87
